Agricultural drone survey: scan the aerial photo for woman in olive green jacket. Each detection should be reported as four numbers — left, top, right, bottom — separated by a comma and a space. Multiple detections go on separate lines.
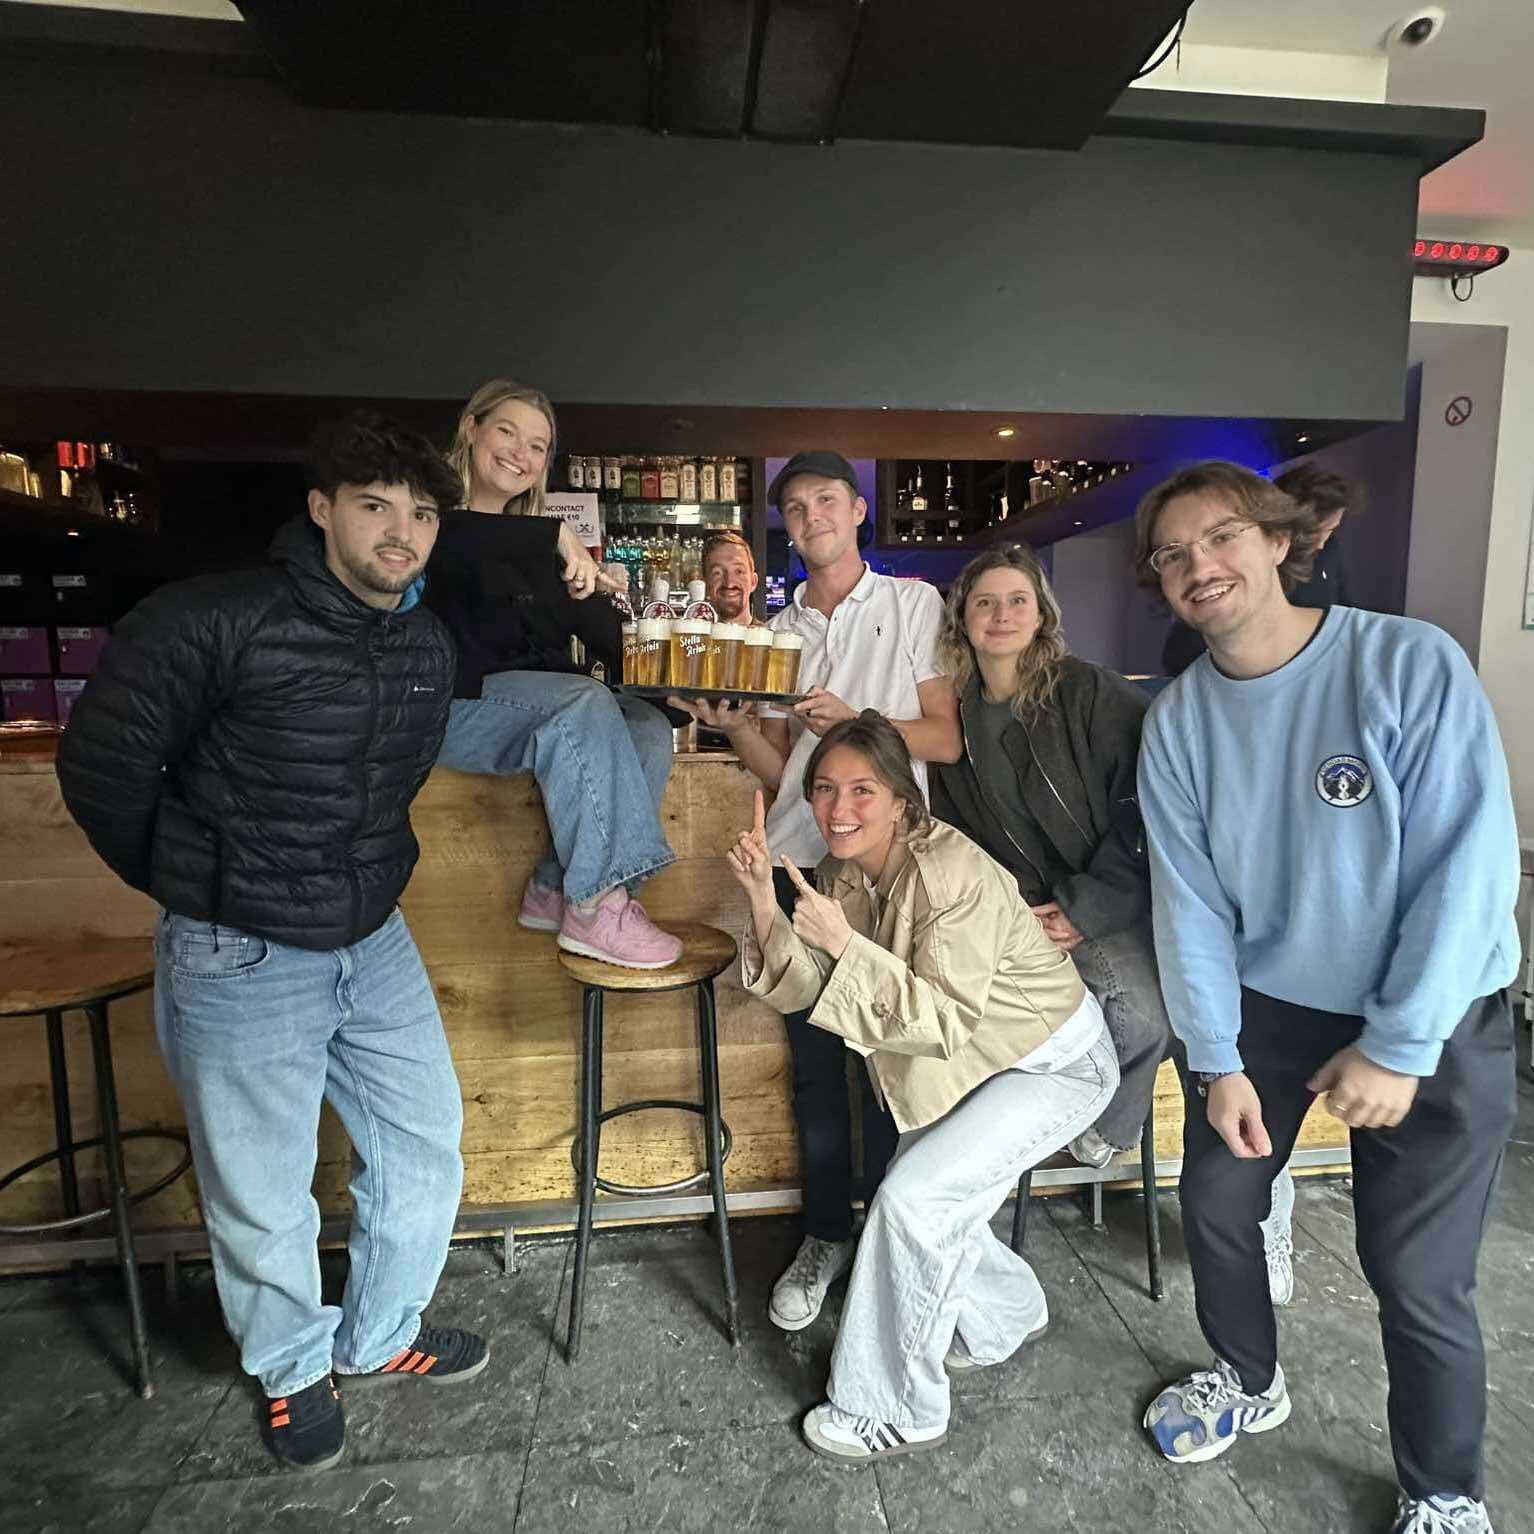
730, 711, 1118, 1465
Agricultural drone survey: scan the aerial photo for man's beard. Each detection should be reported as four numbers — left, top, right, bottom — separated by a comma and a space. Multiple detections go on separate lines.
343, 545, 419, 597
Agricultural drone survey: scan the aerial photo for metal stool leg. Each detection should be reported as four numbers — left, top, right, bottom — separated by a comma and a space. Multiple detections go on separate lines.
1140, 1111, 1164, 1302
85, 1002, 154, 1399
45, 1010, 82, 1221
695, 978, 739, 1347
1010, 1168, 1034, 1254
567, 987, 604, 1362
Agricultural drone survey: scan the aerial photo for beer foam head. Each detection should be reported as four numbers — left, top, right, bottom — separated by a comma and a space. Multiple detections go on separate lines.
711, 623, 747, 640
771, 631, 805, 650
637, 618, 670, 640
744, 627, 773, 646
674, 618, 711, 636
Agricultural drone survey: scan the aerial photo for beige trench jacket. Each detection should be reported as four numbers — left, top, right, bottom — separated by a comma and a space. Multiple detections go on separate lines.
742, 819, 1086, 1131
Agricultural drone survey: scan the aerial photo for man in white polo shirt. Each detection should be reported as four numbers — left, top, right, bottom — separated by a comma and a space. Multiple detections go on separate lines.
682, 450, 960, 1332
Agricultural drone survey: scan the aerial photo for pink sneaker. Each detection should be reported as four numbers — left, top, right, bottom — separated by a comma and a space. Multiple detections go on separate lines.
518, 879, 564, 933
557, 888, 683, 970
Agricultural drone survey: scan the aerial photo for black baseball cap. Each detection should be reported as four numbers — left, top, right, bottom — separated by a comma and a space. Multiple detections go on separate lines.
769, 451, 860, 509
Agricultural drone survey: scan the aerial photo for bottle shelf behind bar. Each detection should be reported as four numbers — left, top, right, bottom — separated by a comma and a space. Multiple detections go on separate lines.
878, 457, 1137, 547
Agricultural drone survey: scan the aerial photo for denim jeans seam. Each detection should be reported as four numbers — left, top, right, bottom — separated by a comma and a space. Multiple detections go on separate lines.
566, 850, 677, 906
278, 1363, 339, 1398
330, 1036, 388, 1367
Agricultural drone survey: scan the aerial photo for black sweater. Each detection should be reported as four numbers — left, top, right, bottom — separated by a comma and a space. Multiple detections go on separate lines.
424, 508, 624, 698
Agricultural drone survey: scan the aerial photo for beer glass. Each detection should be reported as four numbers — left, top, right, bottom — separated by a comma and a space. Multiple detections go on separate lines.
710, 623, 746, 690
741, 627, 773, 691
766, 630, 804, 693
621, 621, 638, 684
637, 618, 670, 686
670, 619, 710, 687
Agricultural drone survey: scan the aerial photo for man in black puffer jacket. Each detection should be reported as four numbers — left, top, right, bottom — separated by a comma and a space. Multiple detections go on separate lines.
57, 413, 488, 1474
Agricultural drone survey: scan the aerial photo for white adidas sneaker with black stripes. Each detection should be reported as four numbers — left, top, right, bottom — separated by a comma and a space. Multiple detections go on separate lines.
801, 1402, 947, 1463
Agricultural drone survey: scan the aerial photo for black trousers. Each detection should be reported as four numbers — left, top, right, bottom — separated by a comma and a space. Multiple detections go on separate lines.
1180, 987, 1515, 1501
773, 866, 900, 1242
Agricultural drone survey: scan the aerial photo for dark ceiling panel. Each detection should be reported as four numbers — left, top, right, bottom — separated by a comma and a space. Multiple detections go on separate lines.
837, 0, 1190, 149
235, 0, 651, 125
659, 0, 758, 137
749, 0, 863, 143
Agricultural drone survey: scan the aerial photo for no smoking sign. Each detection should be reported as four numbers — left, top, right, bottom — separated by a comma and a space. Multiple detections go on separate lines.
1445, 395, 1473, 427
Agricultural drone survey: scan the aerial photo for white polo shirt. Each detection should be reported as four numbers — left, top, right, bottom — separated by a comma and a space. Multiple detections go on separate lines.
760, 565, 946, 868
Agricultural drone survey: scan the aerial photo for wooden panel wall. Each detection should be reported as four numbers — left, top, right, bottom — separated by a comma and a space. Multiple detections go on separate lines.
0, 750, 1349, 1246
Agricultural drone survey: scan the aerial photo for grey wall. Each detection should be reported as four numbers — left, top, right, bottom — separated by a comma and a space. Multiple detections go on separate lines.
1405, 325, 1507, 664
0, 51, 1421, 420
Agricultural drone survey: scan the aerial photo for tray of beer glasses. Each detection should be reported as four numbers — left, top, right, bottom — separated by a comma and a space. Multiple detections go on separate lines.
617, 617, 807, 703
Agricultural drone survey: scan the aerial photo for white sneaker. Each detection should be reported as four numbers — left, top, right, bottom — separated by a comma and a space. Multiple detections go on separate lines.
1262, 1166, 1297, 1307
801, 1401, 946, 1463
1390, 1493, 1494, 1533
944, 1314, 1048, 1372
769, 1236, 855, 1331
1067, 1127, 1119, 1169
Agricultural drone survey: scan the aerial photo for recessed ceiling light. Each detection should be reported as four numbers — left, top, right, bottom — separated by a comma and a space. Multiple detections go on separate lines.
1073, 520, 1083, 527
66, 529, 80, 537
994, 426, 1016, 438
1296, 433, 1310, 444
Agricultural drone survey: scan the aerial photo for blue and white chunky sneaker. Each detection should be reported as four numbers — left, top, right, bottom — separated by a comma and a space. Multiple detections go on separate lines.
1143, 1358, 1290, 1463
1390, 1493, 1494, 1533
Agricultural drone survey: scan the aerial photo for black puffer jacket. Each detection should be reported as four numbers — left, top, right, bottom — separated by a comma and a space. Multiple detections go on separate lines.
56, 516, 455, 950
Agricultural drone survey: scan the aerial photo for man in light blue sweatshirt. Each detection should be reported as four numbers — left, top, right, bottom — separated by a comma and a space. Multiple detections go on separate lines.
1132, 462, 1519, 1534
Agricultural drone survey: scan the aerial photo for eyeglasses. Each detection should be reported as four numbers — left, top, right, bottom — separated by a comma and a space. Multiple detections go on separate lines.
1145, 519, 1256, 577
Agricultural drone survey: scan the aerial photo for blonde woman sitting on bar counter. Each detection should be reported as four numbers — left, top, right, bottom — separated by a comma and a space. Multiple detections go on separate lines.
729, 711, 1117, 1464
427, 378, 682, 969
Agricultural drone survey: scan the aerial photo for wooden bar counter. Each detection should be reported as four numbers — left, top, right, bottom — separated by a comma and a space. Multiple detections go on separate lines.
0, 734, 1349, 1254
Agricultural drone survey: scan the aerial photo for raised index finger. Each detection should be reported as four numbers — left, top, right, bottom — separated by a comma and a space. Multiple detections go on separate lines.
779, 856, 814, 894
752, 788, 766, 838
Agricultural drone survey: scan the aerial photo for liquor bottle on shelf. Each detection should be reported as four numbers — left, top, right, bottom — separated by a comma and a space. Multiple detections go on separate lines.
942, 462, 962, 542
699, 456, 718, 502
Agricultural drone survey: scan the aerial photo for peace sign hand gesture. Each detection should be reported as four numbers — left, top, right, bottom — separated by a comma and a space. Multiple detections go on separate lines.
780, 857, 854, 960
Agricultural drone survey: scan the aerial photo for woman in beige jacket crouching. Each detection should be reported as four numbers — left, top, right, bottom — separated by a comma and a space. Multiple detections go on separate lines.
729, 710, 1118, 1465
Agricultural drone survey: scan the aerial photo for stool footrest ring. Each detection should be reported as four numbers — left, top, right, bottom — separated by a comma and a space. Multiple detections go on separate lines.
568, 1098, 733, 1198
0, 1129, 193, 1236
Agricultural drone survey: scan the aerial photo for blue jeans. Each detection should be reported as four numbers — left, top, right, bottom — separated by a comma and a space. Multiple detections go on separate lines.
153, 908, 464, 1398
437, 671, 676, 903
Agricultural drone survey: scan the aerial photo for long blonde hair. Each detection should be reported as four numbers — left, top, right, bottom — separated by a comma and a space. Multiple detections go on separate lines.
938, 544, 1068, 719
446, 378, 558, 516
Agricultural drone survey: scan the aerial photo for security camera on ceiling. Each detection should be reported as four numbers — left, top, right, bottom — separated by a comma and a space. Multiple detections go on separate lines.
1385, 7, 1447, 49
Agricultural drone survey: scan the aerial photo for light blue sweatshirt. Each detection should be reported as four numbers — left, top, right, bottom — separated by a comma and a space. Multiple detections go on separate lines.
1138, 606, 1520, 1077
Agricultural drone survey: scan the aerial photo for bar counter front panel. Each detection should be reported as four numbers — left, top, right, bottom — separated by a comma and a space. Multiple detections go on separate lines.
0, 744, 1350, 1248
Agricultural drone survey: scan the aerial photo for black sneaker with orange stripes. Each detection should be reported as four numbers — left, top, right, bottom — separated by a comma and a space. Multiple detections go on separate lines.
264, 1375, 345, 1472
350, 1323, 490, 1386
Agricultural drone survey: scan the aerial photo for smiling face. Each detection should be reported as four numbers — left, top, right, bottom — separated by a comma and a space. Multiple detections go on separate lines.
1151, 489, 1290, 642
703, 539, 758, 622
963, 565, 1043, 663
463, 397, 553, 507
809, 744, 906, 874
307, 480, 441, 609
779, 474, 865, 571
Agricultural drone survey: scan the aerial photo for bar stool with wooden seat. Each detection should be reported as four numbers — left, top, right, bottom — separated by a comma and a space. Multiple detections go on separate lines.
557, 922, 740, 1361
0, 939, 192, 1398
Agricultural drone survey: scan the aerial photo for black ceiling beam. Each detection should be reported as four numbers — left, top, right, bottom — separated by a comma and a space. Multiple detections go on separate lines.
1100, 88, 1485, 173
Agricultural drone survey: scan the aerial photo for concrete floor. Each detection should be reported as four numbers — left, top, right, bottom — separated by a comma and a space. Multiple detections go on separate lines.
6, 1052, 1534, 1534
